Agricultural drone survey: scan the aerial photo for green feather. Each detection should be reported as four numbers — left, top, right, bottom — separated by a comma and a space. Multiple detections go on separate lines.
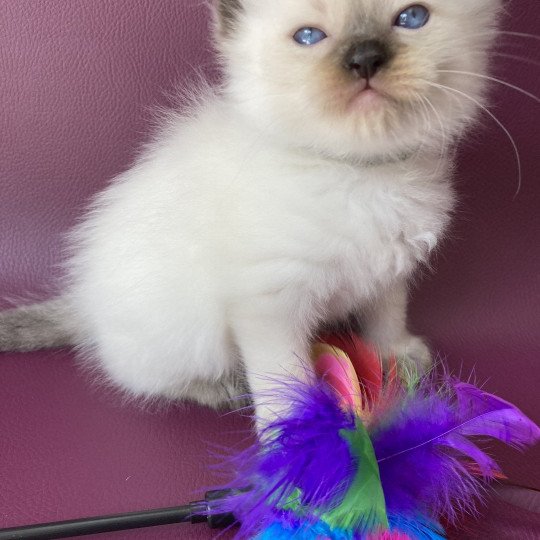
281, 487, 303, 512
322, 418, 389, 531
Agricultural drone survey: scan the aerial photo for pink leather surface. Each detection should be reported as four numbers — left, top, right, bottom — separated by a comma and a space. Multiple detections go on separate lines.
0, 0, 214, 297
0, 350, 243, 538
0, 0, 539, 538
448, 496, 540, 540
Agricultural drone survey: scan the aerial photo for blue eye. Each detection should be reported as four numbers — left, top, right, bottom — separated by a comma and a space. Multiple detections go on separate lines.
395, 5, 430, 29
293, 27, 327, 46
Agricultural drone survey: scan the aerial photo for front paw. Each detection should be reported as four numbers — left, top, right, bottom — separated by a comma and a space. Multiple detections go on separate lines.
386, 334, 432, 375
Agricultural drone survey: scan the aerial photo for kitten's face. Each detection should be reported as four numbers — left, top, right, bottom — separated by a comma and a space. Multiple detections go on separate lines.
217, 0, 502, 160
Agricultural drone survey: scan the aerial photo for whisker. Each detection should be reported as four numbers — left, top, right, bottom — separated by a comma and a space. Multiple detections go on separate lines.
413, 92, 447, 175
424, 80, 522, 198
423, 95, 448, 176
409, 92, 431, 162
499, 31, 540, 42
492, 52, 540, 69
417, 94, 433, 135
437, 70, 540, 104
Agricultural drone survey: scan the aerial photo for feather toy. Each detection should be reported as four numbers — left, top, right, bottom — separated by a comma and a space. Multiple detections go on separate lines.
213, 335, 539, 539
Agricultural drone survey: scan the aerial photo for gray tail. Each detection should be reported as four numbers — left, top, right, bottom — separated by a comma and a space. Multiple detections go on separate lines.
0, 298, 76, 352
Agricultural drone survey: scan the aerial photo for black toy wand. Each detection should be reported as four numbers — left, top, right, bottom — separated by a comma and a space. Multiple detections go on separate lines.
0, 490, 236, 540
0, 484, 537, 539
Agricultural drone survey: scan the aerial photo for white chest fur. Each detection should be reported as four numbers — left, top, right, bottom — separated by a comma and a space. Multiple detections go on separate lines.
214, 147, 454, 324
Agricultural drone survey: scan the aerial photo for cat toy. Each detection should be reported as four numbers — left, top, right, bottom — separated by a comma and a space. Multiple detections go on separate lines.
0, 335, 538, 540
211, 333, 540, 539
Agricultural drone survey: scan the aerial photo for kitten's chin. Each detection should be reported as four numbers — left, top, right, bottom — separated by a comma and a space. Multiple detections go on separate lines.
348, 88, 385, 112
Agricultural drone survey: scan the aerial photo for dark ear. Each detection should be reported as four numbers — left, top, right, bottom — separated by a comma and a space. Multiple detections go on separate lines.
216, 0, 243, 36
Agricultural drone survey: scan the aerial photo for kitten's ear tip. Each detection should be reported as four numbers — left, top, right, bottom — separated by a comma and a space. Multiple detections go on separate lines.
212, 0, 243, 37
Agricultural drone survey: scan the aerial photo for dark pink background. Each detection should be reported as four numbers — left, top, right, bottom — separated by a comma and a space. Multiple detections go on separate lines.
1, 1, 538, 538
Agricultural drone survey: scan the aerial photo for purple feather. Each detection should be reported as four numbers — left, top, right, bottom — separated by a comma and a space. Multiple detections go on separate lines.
373, 378, 540, 523
216, 378, 359, 538
453, 382, 540, 447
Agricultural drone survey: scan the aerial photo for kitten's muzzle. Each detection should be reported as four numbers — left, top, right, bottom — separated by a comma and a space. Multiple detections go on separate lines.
343, 40, 392, 81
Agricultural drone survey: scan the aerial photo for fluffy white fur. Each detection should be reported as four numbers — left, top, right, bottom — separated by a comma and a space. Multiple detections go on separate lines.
3, 0, 503, 425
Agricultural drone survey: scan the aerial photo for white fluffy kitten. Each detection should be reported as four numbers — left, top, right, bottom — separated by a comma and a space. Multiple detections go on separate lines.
0, 0, 501, 425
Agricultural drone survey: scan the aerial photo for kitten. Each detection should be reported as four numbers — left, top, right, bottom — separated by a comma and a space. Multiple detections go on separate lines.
0, 0, 502, 426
